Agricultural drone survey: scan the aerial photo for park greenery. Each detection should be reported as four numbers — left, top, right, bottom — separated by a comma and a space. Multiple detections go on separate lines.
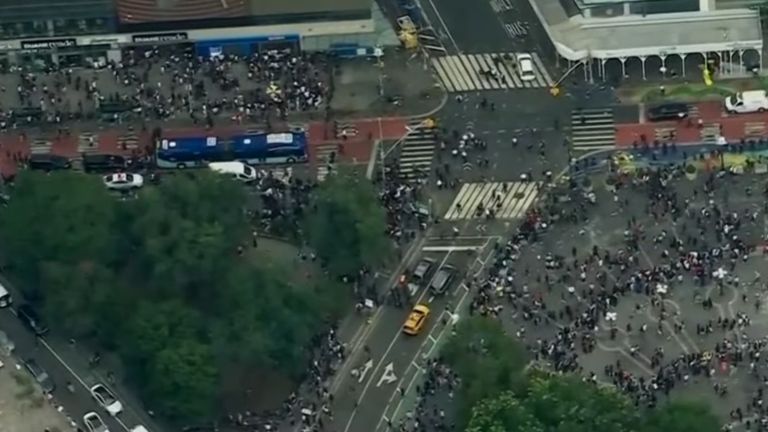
0, 169, 391, 421
443, 317, 722, 432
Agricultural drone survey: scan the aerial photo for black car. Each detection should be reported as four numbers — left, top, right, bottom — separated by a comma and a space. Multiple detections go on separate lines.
16, 304, 49, 336
647, 103, 689, 122
82, 153, 127, 173
28, 154, 73, 171
23, 358, 55, 393
429, 265, 456, 295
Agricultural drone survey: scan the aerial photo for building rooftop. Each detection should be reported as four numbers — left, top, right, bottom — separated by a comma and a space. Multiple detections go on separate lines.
0, 0, 114, 23
116, 0, 249, 24
247, 0, 371, 15
530, 0, 762, 59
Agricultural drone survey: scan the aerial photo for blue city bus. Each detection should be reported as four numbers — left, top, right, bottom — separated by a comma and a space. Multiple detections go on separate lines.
232, 131, 308, 165
156, 130, 308, 169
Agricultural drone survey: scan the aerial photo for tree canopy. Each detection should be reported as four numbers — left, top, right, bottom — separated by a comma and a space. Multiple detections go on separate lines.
442, 316, 529, 425
0, 170, 355, 421
303, 168, 392, 276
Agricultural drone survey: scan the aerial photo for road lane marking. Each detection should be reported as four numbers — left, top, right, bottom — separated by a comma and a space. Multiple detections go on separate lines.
381, 296, 471, 430
342, 252, 456, 432
330, 235, 426, 395
428, 335, 438, 344
422, 246, 482, 252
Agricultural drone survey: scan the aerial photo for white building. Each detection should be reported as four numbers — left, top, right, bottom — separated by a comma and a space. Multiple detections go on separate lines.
529, 0, 764, 79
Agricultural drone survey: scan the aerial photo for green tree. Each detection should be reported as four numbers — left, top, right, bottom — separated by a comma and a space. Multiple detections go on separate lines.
39, 262, 125, 345
210, 261, 346, 377
442, 316, 528, 426
0, 171, 118, 295
144, 337, 218, 420
304, 169, 391, 276
125, 171, 248, 303
524, 373, 636, 432
466, 391, 544, 432
640, 400, 721, 432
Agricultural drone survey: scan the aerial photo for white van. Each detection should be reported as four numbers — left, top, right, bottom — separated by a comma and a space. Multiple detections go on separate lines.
725, 90, 768, 114
208, 162, 257, 183
0, 281, 11, 308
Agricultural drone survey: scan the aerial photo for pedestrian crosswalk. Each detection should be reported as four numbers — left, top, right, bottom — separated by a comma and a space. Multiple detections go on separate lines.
700, 123, 720, 144
431, 52, 553, 92
570, 108, 615, 151
398, 120, 437, 182
745, 121, 765, 137
444, 181, 541, 220
314, 143, 337, 181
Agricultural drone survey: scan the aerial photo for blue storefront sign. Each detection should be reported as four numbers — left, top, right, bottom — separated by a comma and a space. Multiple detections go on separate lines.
195, 34, 300, 57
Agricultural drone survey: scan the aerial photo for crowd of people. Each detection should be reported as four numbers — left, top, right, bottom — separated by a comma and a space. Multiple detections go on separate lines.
385, 153, 768, 432
0, 46, 329, 131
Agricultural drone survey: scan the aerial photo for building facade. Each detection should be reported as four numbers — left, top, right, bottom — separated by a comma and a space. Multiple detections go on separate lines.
0, 0, 397, 68
530, 0, 764, 80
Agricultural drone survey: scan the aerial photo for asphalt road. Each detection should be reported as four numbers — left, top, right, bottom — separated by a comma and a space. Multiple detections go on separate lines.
0, 277, 155, 432
331, 235, 498, 432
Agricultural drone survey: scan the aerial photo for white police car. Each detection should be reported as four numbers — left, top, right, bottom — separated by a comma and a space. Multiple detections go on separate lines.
103, 173, 143, 190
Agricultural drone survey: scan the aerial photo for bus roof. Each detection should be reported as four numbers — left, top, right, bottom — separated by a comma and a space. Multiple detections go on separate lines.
160, 136, 220, 153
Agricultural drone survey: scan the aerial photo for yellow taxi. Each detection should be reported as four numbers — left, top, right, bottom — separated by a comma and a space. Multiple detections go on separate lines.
403, 304, 430, 335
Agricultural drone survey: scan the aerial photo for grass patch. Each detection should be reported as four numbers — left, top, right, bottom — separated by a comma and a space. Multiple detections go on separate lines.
640, 84, 737, 103
617, 76, 768, 104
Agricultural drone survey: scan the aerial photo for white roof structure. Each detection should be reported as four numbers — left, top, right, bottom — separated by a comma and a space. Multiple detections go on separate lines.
529, 0, 762, 60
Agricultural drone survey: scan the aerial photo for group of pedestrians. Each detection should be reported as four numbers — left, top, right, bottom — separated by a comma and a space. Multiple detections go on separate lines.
396, 156, 768, 432
0, 46, 329, 131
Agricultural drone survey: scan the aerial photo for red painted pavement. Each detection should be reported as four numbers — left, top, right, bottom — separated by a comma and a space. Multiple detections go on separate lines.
616, 101, 768, 148
0, 117, 411, 177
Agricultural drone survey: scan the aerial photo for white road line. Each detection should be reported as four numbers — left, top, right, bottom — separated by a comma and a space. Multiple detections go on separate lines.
445, 182, 541, 220
430, 53, 553, 92
343, 252, 456, 432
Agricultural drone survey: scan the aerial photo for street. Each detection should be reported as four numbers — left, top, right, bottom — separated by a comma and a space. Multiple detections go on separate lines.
0, 286, 156, 432
332, 235, 497, 432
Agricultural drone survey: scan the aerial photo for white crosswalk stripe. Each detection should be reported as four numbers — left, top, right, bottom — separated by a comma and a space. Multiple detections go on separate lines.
398, 120, 436, 182
78, 132, 98, 153
314, 144, 336, 181
444, 181, 541, 220
30, 137, 51, 154
570, 108, 615, 151
431, 52, 553, 92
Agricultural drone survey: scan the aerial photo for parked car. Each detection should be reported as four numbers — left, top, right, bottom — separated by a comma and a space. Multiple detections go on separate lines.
28, 154, 72, 171
83, 154, 126, 173
16, 304, 48, 336
646, 103, 689, 122
83, 412, 109, 432
91, 383, 123, 416
23, 358, 55, 393
103, 172, 144, 190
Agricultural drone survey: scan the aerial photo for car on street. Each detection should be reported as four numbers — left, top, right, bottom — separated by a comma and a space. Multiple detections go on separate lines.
403, 304, 430, 335
429, 265, 456, 295
84, 411, 110, 432
646, 103, 689, 122
83, 154, 127, 173
0, 281, 12, 307
15, 304, 49, 336
517, 53, 536, 81
23, 358, 55, 393
90, 383, 123, 416
412, 257, 436, 283
103, 172, 144, 190
28, 154, 73, 171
